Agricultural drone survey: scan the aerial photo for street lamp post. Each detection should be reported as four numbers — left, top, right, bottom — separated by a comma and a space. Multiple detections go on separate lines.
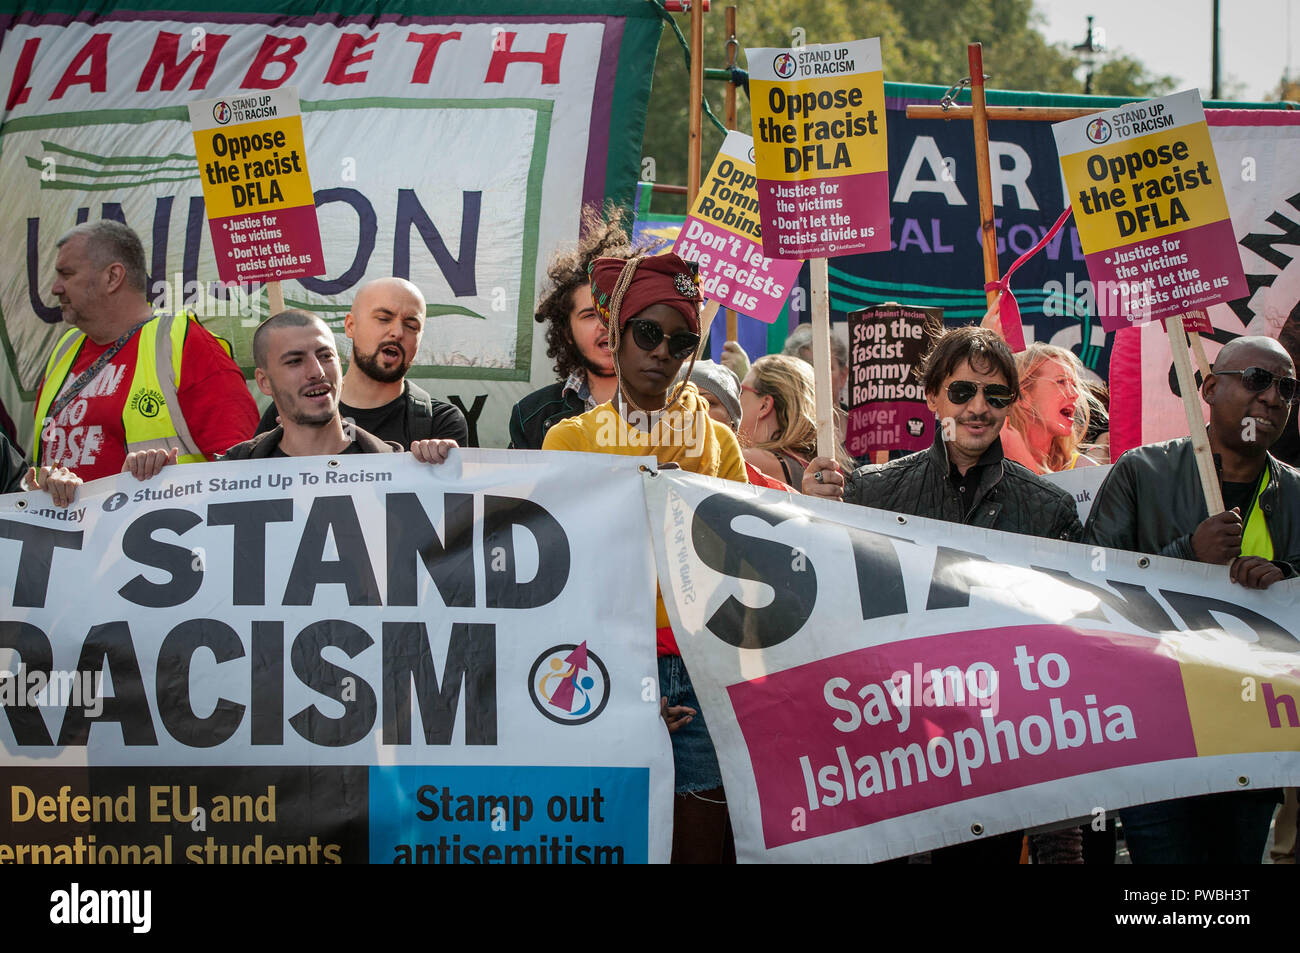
1073, 15, 1106, 95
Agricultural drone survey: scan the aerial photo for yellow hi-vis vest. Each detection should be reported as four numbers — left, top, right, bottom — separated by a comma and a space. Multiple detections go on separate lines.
1241, 468, 1274, 561
33, 312, 228, 467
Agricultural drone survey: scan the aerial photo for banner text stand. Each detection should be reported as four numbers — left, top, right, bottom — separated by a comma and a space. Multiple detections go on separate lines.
1168, 313, 1225, 516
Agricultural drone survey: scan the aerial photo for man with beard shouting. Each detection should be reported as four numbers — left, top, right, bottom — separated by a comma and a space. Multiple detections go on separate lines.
253, 277, 467, 448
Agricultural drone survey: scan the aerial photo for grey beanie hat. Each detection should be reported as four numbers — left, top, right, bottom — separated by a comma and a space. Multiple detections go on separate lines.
684, 360, 742, 427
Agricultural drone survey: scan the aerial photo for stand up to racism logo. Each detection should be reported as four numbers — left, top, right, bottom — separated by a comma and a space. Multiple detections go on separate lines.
529, 642, 610, 726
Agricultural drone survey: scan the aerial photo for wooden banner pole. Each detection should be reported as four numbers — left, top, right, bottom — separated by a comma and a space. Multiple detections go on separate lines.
968, 44, 1000, 310
267, 280, 285, 317
1189, 329, 1213, 381
724, 4, 738, 344
810, 257, 836, 460
696, 299, 722, 351
687, 0, 705, 204
1168, 313, 1225, 515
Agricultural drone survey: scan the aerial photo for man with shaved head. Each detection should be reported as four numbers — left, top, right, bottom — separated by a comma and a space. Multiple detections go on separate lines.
253, 277, 467, 448
125, 309, 457, 473
1085, 333, 1299, 864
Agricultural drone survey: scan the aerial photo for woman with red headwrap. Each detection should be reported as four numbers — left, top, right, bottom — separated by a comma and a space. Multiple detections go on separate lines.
543, 252, 747, 863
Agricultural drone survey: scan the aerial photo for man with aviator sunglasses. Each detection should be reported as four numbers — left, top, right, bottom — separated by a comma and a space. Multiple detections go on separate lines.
803, 326, 1081, 544
1083, 335, 1299, 865
803, 326, 1083, 863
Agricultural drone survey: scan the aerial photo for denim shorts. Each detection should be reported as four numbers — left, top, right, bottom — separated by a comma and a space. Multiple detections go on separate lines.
658, 654, 723, 793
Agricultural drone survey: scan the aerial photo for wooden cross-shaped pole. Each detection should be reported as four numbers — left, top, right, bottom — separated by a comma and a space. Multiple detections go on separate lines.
906, 48, 1224, 516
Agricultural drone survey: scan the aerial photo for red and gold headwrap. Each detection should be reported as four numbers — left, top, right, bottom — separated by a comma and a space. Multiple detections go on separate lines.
587, 252, 704, 415
588, 252, 703, 333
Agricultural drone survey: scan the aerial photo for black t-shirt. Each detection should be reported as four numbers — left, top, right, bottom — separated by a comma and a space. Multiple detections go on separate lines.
1221, 478, 1258, 519
269, 441, 364, 458
255, 382, 467, 449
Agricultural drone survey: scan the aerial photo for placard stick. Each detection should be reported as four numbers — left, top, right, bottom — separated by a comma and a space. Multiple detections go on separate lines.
697, 299, 722, 352
724, 6, 738, 345
1189, 329, 1213, 381
1168, 313, 1225, 515
810, 257, 836, 459
969, 44, 1000, 310
687, 0, 705, 203
267, 280, 285, 316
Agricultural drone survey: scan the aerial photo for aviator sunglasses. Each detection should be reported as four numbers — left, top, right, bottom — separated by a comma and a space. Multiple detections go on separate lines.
1213, 366, 1298, 404
626, 318, 700, 360
945, 380, 1017, 409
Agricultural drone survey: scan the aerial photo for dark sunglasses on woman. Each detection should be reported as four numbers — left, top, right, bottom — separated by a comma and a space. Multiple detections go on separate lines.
626, 318, 700, 360
1213, 366, 1298, 404
945, 380, 1017, 409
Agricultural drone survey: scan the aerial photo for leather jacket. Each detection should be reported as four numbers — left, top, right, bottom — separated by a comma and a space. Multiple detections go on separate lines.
1083, 437, 1300, 578
844, 432, 1083, 541
222, 425, 400, 459
509, 381, 586, 450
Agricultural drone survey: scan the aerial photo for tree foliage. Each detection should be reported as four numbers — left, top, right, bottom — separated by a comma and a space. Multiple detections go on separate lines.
639, 0, 1180, 213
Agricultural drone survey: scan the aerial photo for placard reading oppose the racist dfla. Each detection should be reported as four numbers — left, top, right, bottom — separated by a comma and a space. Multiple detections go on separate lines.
188, 87, 326, 285
0, 451, 672, 864
672, 131, 803, 323
1053, 89, 1246, 331
846, 304, 943, 456
644, 472, 1300, 863
747, 38, 889, 259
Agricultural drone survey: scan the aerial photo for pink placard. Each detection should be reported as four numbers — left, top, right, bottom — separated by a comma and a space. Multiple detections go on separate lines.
1082, 218, 1247, 331
674, 216, 802, 324
208, 205, 327, 285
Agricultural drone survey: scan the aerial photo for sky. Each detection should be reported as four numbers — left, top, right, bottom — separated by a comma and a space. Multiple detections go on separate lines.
1034, 0, 1297, 102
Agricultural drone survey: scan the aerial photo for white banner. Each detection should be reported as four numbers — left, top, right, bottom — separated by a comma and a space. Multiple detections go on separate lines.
0, 450, 671, 864
645, 471, 1300, 863
0, 4, 660, 450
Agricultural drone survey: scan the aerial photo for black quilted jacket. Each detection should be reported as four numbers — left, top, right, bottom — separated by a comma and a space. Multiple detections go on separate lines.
844, 432, 1084, 541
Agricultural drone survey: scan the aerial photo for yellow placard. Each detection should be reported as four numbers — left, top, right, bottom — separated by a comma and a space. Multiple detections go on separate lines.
689, 146, 762, 242
192, 114, 314, 219
750, 71, 886, 182
1061, 120, 1231, 252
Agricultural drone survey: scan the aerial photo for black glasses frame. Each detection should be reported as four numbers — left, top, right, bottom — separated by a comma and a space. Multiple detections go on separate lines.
945, 380, 1017, 409
1214, 367, 1298, 404
626, 318, 699, 360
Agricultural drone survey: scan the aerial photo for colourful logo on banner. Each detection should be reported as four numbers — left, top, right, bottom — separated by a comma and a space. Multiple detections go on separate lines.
1053, 89, 1247, 330
529, 642, 610, 726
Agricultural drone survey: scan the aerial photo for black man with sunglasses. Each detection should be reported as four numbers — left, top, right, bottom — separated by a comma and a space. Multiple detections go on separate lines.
1083, 334, 1298, 866
802, 326, 1083, 864
1085, 335, 1299, 590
